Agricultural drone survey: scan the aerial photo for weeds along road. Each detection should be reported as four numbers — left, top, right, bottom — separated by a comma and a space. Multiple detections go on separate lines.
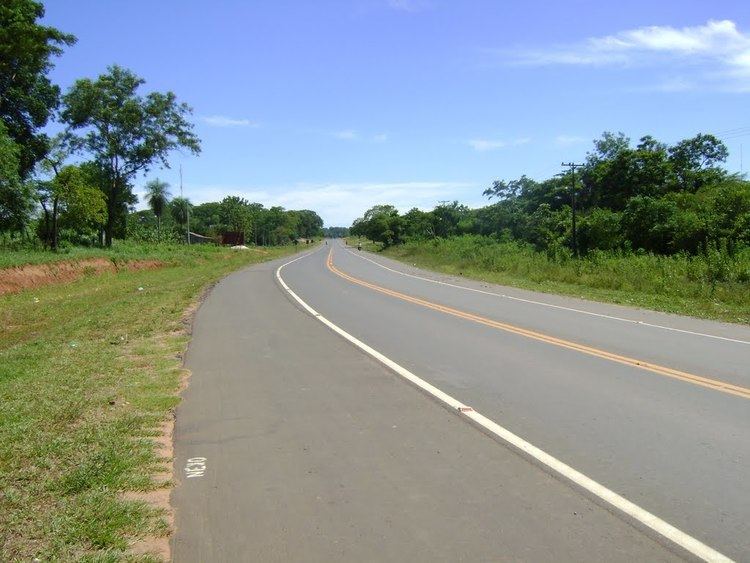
172, 240, 750, 562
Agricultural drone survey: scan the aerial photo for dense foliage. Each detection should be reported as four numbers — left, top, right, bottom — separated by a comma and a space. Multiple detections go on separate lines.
0, 2, 207, 250
61, 65, 201, 246
0, 2, 320, 250
189, 197, 323, 244
0, 0, 75, 179
351, 132, 750, 260
322, 226, 350, 238
126, 196, 323, 246
0, 0, 73, 233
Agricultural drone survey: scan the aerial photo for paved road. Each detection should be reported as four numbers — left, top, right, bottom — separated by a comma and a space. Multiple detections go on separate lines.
172, 242, 750, 561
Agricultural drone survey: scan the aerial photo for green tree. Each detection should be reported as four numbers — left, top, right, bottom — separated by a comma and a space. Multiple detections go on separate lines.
144, 178, 171, 241
668, 134, 728, 192
587, 131, 630, 163
402, 207, 435, 238
0, 0, 75, 179
577, 208, 624, 252
191, 201, 222, 235
322, 226, 349, 238
219, 196, 252, 236
483, 175, 539, 201
0, 122, 34, 234
622, 196, 678, 254
36, 165, 106, 249
170, 196, 192, 242
61, 65, 200, 246
351, 204, 404, 247
296, 209, 324, 238
261, 206, 294, 245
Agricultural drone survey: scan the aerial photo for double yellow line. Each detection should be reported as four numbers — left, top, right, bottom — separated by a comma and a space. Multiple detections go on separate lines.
327, 250, 750, 400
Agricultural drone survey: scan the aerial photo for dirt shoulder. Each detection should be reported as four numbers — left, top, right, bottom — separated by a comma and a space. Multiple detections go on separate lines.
0, 258, 163, 295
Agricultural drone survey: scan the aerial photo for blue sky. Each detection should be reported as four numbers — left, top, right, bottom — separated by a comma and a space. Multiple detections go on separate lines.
43, 0, 750, 226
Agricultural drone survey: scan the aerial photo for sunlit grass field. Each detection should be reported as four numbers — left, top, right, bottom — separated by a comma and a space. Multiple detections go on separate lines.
0, 243, 301, 561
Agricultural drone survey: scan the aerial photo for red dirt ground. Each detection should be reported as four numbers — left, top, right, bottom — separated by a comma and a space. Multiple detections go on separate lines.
0, 258, 164, 295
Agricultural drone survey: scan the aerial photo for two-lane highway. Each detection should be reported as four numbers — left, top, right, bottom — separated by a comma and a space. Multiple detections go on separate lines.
173, 241, 749, 561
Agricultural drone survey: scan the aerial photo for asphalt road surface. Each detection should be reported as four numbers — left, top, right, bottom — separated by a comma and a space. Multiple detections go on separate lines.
172, 241, 750, 561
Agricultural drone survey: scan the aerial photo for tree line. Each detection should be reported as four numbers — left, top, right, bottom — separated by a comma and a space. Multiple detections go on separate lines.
0, 0, 202, 249
322, 226, 349, 238
1, 1, 320, 250
129, 194, 323, 245
351, 132, 749, 258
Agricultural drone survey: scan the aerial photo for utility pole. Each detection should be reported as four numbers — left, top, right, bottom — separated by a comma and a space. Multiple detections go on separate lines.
561, 162, 584, 258
180, 164, 190, 245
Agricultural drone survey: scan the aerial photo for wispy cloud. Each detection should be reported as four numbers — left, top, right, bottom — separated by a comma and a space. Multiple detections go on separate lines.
503, 19, 750, 90
177, 181, 482, 226
201, 115, 258, 127
332, 130, 389, 143
467, 137, 530, 152
386, 0, 431, 12
554, 135, 586, 147
333, 129, 358, 140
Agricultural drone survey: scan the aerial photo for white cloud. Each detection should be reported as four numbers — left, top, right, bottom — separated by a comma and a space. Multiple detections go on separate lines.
467, 137, 530, 152
505, 19, 750, 89
179, 181, 482, 226
201, 115, 258, 127
334, 129, 358, 140
386, 0, 431, 12
554, 135, 586, 147
333, 130, 389, 143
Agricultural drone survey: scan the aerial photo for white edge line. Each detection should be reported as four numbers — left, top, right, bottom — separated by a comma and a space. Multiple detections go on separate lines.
276, 250, 733, 563
343, 245, 750, 346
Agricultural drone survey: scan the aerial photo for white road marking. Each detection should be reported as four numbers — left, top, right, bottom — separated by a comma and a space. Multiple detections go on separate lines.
185, 456, 207, 478
343, 244, 750, 345
277, 249, 733, 563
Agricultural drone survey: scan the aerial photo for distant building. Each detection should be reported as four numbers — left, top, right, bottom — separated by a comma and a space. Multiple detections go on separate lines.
221, 232, 245, 246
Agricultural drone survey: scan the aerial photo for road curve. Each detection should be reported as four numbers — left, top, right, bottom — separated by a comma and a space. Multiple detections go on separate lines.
172, 242, 749, 561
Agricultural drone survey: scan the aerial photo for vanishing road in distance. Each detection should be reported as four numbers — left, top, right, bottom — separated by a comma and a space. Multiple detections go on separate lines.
173, 240, 750, 562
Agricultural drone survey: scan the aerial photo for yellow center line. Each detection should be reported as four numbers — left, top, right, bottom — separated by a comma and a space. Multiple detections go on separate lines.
326, 249, 750, 401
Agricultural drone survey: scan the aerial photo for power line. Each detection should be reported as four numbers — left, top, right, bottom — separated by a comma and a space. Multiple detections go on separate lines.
717, 132, 750, 142
713, 125, 750, 136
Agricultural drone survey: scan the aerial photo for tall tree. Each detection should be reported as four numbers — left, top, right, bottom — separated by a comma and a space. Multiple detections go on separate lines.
144, 178, 170, 241
351, 204, 404, 247
170, 196, 192, 242
37, 132, 73, 249
61, 65, 200, 246
0, 122, 33, 234
668, 134, 728, 192
296, 209, 324, 238
36, 165, 106, 250
0, 0, 75, 178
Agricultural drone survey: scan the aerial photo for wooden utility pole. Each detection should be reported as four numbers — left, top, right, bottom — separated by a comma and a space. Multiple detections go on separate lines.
561, 162, 584, 257
180, 164, 190, 245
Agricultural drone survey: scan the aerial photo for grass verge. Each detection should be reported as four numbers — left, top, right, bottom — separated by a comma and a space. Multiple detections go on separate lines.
359, 236, 750, 325
0, 244, 301, 561
0, 241, 229, 269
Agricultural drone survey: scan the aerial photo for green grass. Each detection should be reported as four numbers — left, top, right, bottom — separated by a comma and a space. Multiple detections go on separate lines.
367, 236, 750, 325
0, 240, 242, 269
0, 243, 302, 561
